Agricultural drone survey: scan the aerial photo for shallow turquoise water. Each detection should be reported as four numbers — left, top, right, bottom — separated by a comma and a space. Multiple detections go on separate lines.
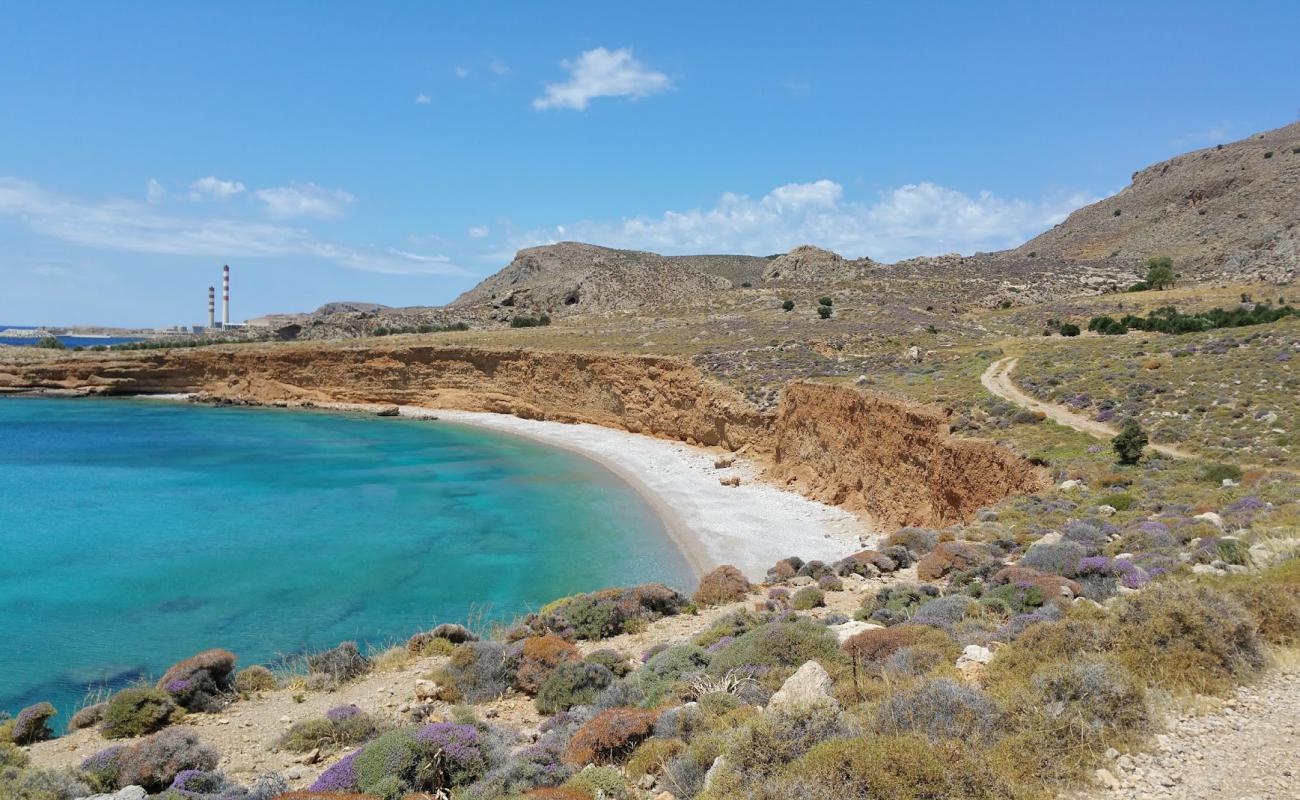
0, 397, 691, 726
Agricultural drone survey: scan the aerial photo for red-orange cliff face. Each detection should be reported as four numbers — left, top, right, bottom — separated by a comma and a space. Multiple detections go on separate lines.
0, 343, 1043, 526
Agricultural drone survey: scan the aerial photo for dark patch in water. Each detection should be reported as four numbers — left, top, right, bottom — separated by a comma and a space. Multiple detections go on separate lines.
156, 596, 206, 614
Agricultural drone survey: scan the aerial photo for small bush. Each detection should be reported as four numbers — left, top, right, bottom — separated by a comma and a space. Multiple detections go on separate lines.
562, 764, 626, 799
10, 702, 56, 745
1017, 539, 1088, 577
780, 734, 1016, 800
513, 635, 580, 695
816, 305, 832, 319
638, 645, 712, 705
406, 632, 456, 658
101, 687, 177, 739
693, 610, 764, 649
1059, 323, 1080, 336
781, 299, 794, 312
627, 737, 685, 779
234, 664, 277, 693
1108, 581, 1266, 694
716, 701, 848, 790
307, 642, 371, 688
707, 619, 841, 677
692, 565, 752, 606
1026, 657, 1150, 755
817, 296, 833, 307
276, 705, 380, 753
435, 641, 513, 704
564, 707, 658, 765
916, 541, 992, 581
80, 746, 126, 792
68, 702, 106, 732
884, 527, 940, 556
791, 586, 825, 610
536, 661, 615, 714
584, 649, 632, 677
116, 728, 220, 793
510, 314, 552, 328
1200, 463, 1243, 484
1217, 560, 1300, 645
156, 648, 237, 712
873, 678, 1002, 741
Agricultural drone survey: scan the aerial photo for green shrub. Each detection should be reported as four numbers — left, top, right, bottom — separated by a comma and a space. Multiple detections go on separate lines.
1099, 492, 1134, 511
712, 701, 847, 790
1023, 657, 1150, 758
1108, 581, 1266, 694
536, 661, 615, 714
1200, 463, 1243, 484
434, 641, 512, 703
34, 336, 67, 349
638, 644, 712, 705
1058, 323, 1080, 337
707, 619, 841, 677
791, 587, 825, 610
510, 314, 552, 328
563, 764, 627, 798
353, 729, 424, 799
276, 705, 379, 753
1216, 559, 1300, 645
1112, 420, 1148, 465
817, 305, 832, 319
101, 687, 177, 739
626, 737, 685, 779
817, 297, 833, 307
693, 610, 765, 649
781, 299, 794, 312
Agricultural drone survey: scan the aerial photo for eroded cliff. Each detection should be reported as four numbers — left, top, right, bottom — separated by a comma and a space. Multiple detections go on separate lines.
0, 344, 1043, 526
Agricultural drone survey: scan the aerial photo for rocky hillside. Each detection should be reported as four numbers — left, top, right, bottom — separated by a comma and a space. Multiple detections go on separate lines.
1012, 122, 1300, 283
449, 242, 766, 318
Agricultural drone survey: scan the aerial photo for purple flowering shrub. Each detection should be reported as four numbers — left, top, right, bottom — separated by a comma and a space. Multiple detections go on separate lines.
309, 748, 360, 792
10, 702, 56, 745
415, 722, 489, 786
80, 745, 127, 792
1075, 556, 1149, 600
155, 649, 236, 712
276, 704, 380, 753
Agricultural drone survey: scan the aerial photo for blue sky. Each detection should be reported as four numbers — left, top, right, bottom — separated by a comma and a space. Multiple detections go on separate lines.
2, 1, 1297, 327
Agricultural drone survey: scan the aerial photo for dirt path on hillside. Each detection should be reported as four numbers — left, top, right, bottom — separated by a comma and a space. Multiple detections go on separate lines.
1082, 666, 1300, 799
980, 357, 1198, 460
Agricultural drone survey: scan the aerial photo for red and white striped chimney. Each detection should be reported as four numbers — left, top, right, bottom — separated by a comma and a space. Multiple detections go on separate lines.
207, 286, 215, 328
222, 265, 230, 326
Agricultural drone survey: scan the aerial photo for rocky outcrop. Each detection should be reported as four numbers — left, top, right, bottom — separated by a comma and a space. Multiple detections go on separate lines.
761, 245, 878, 285
0, 345, 1042, 526
768, 382, 1045, 526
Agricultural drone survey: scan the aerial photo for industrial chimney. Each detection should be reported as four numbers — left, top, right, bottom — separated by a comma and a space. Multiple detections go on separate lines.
222, 265, 230, 327
207, 286, 215, 328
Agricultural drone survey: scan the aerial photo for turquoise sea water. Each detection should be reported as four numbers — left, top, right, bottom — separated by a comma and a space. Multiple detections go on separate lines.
0, 397, 692, 727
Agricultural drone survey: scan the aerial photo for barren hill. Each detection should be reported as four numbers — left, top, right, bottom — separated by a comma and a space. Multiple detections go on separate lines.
760, 244, 879, 285
449, 242, 766, 317
1012, 122, 1300, 283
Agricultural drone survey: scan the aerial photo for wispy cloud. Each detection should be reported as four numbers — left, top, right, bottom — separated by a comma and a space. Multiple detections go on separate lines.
513, 179, 1093, 262
146, 178, 166, 204
414, 93, 431, 105
254, 183, 355, 220
533, 47, 671, 111
189, 176, 245, 201
467, 224, 490, 239
453, 65, 470, 78
780, 78, 812, 96
1172, 123, 1233, 149
0, 177, 465, 276
488, 58, 511, 76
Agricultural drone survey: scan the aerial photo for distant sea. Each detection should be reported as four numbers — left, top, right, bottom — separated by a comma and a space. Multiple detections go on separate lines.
0, 324, 144, 348
0, 397, 692, 728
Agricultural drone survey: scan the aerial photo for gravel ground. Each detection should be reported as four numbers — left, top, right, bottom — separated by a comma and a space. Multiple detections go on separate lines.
1088, 666, 1300, 800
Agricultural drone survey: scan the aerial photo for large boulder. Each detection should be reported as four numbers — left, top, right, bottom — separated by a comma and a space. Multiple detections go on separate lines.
767, 660, 835, 710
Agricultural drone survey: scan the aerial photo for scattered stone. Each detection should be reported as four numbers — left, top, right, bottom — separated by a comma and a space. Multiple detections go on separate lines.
375, 405, 400, 417
828, 620, 882, 643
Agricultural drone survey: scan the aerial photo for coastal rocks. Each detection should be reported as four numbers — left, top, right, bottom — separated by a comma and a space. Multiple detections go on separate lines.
767, 661, 835, 710
719, 475, 741, 487
374, 405, 400, 417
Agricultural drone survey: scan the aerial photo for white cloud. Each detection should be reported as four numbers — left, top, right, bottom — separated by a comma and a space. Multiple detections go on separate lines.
454, 66, 470, 78
533, 47, 671, 111
513, 180, 1093, 262
415, 93, 431, 105
189, 176, 246, 201
780, 78, 812, 95
467, 224, 490, 238
146, 179, 166, 204
254, 183, 356, 220
0, 177, 465, 276
489, 58, 511, 76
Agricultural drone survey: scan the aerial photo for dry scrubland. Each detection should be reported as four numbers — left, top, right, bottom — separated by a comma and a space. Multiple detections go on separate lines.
5, 282, 1300, 800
